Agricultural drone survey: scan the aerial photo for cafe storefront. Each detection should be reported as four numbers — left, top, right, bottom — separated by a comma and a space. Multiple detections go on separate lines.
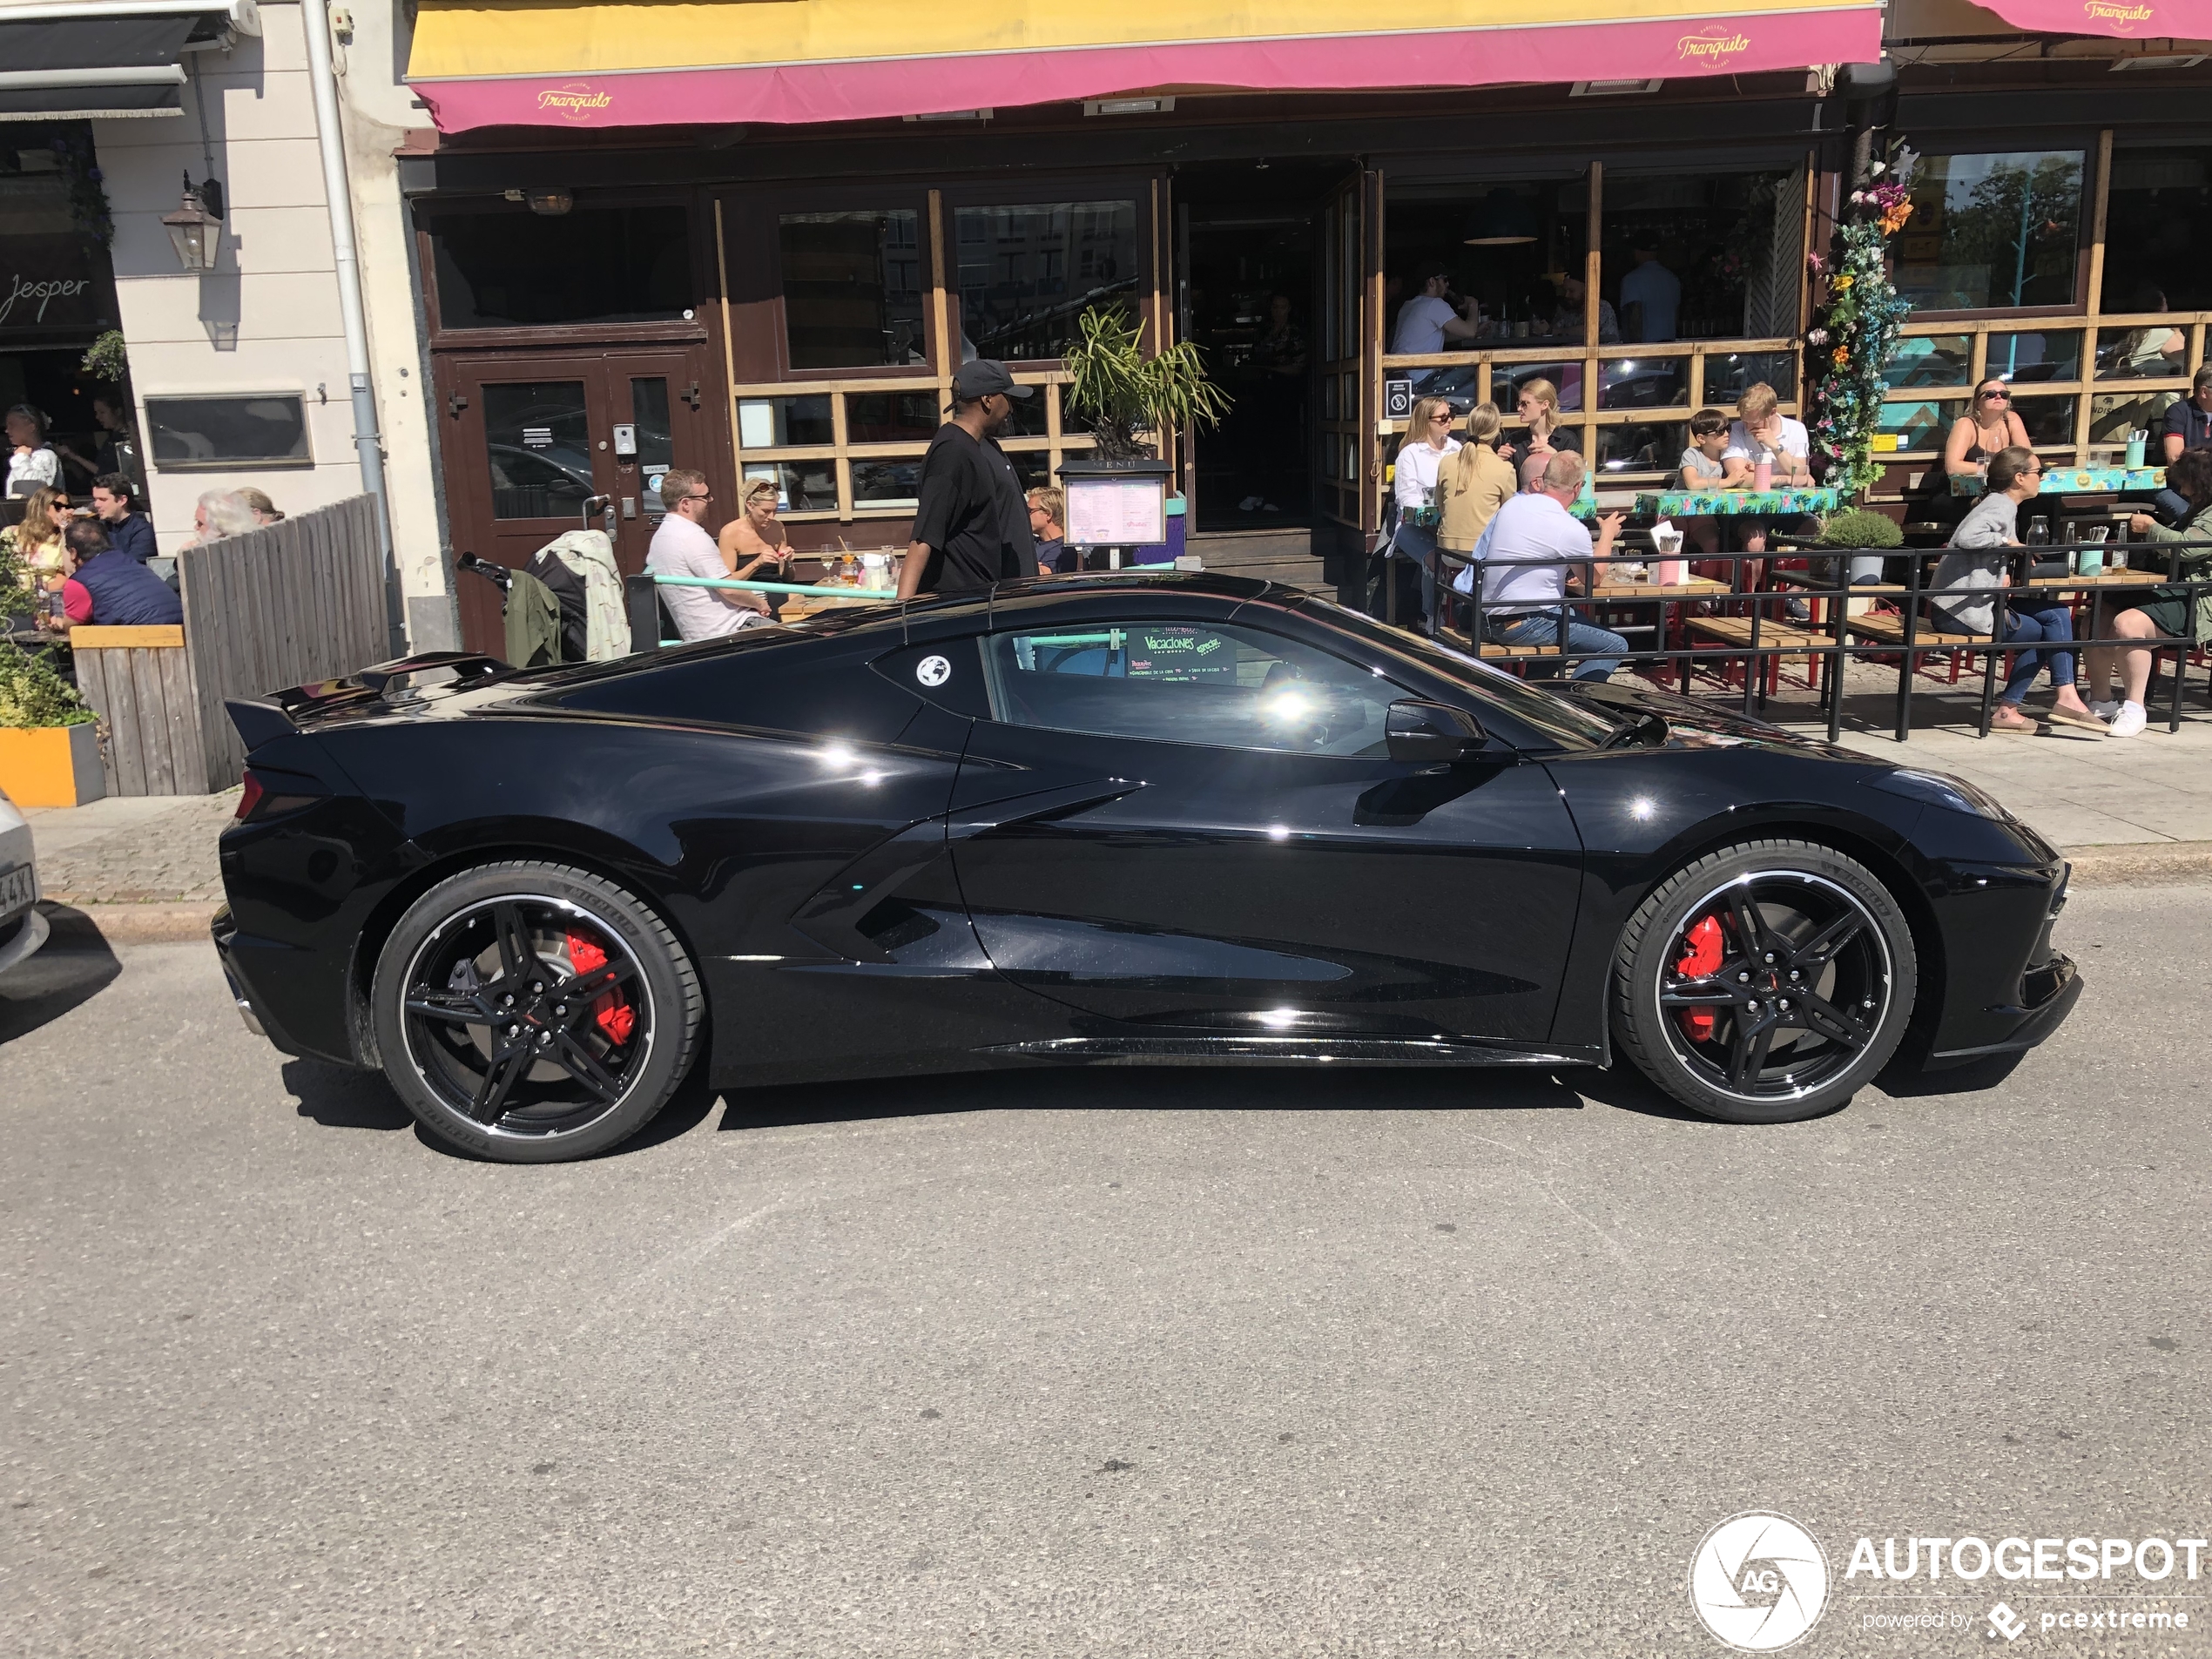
395, 0, 2212, 651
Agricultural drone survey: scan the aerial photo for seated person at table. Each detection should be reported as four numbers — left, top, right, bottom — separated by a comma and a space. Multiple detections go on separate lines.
647, 469, 771, 640
1391, 262, 1480, 387
90, 473, 155, 564
1466, 452, 1629, 682
36, 518, 183, 634
1722, 383, 1813, 574
1927, 446, 2105, 737
1551, 274, 1620, 347
1942, 379, 2031, 488
2087, 446, 2212, 739
1505, 380, 1570, 466
1027, 486, 1069, 574
1678, 408, 1730, 558
2160, 365, 2212, 465
1437, 403, 1517, 565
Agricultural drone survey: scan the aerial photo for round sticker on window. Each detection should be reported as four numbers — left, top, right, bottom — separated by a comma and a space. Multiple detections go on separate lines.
915, 655, 952, 687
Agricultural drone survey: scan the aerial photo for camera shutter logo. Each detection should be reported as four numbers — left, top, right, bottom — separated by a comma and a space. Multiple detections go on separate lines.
915, 655, 952, 687
1689, 1513, 1829, 1651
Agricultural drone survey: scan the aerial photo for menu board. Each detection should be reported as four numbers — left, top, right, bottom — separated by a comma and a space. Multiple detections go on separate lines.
1066, 475, 1166, 547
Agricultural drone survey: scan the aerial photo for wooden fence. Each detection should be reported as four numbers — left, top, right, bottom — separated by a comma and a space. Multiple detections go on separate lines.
71, 495, 392, 795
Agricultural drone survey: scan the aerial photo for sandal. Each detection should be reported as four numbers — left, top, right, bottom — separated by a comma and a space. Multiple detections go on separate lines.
1990, 708, 2040, 734
2047, 705, 2108, 735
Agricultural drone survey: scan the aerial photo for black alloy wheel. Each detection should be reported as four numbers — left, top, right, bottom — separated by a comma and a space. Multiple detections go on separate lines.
371, 862, 702, 1162
1612, 840, 1917, 1124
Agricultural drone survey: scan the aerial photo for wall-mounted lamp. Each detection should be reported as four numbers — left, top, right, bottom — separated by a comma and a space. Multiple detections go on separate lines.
162, 172, 225, 272
526, 188, 573, 216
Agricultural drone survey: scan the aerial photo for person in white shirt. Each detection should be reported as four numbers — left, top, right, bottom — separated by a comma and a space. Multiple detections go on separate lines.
1390, 261, 1480, 388
1719, 381, 1814, 579
5, 405, 58, 498
1617, 245, 1681, 342
645, 469, 772, 642
1464, 451, 1629, 681
1391, 395, 1460, 624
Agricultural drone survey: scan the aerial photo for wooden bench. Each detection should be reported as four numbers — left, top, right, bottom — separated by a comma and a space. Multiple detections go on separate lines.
1844, 609, 1997, 685
1683, 614, 1827, 696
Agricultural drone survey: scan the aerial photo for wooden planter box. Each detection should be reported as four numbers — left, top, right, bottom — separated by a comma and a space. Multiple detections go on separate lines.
0, 719, 105, 806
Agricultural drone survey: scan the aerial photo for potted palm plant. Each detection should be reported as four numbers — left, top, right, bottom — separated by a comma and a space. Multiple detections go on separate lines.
0, 642, 104, 806
1062, 304, 1231, 462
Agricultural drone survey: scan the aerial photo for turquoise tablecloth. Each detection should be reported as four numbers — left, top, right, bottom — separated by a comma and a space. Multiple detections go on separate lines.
1949, 467, 2167, 498
1628, 488, 1839, 518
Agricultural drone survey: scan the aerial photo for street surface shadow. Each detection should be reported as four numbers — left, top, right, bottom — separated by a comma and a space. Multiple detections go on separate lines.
0, 927, 122, 1048
718, 1062, 1593, 1133
1875, 1048, 2025, 1096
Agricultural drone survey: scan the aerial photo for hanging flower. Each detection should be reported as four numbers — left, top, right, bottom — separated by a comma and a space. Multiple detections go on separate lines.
1806, 327, 1830, 346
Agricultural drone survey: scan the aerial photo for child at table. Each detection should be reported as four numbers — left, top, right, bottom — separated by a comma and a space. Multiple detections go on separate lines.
1678, 409, 1730, 560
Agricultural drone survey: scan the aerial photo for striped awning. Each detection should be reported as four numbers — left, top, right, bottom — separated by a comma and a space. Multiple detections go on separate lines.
406, 0, 1885, 132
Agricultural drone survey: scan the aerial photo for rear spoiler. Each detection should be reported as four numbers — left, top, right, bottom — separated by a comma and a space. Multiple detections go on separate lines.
226, 652, 511, 749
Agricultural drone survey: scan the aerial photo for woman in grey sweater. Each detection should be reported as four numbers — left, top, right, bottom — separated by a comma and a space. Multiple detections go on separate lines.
1927, 446, 2106, 734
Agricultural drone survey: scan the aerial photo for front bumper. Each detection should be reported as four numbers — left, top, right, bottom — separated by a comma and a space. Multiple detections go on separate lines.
0, 904, 50, 977
1926, 949, 2082, 1067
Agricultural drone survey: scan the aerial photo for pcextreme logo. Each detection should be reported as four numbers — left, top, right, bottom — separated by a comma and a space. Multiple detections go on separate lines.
536, 82, 614, 121
2082, 0, 2155, 30
1689, 1513, 1830, 1651
1676, 26, 1752, 62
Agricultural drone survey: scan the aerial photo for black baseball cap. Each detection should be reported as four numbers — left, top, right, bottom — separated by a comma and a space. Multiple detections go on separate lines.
951, 359, 1035, 401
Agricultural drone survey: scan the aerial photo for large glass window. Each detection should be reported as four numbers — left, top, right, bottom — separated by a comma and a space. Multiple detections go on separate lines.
432, 207, 691, 329
1385, 179, 1589, 351
955, 200, 1139, 361
1892, 151, 2085, 312
145, 395, 311, 470
2102, 147, 2212, 311
477, 382, 590, 518
779, 209, 927, 369
1601, 168, 1803, 345
983, 620, 1403, 755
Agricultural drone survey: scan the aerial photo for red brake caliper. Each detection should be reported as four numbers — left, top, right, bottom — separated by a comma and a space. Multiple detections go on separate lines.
564, 932, 636, 1045
1675, 914, 1724, 1042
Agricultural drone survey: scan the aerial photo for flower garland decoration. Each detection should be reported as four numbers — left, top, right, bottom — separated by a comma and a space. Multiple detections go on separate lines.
1805, 145, 1918, 502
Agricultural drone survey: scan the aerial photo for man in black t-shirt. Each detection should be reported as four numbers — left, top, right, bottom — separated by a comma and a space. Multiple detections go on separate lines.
898, 359, 1037, 598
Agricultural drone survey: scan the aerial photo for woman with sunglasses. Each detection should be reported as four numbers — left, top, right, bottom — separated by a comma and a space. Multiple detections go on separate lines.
1392, 396, 1460, 624
1942, 378, 2031, 489
1, 484, 75, 598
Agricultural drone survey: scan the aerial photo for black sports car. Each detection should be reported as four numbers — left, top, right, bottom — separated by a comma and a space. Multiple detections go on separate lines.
212, 574, 2080, 1163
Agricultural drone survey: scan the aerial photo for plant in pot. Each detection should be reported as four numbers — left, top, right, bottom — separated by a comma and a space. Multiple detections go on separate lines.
1062, 304, 1231, 461
0, 641, 105, 806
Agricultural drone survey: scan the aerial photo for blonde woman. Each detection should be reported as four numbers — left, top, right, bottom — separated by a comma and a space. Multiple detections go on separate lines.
1509, 380, 1566, 464
716, 475, 790, 618
3, 484, 75, 595
1437, 402, 1516, 559
1393, 395, 1460, 624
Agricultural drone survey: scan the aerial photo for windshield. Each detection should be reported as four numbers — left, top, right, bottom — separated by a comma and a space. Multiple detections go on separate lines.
1291, 597, 1623, 748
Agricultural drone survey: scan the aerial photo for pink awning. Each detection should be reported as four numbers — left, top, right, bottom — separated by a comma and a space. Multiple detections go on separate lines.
1970, 0, 2212, 37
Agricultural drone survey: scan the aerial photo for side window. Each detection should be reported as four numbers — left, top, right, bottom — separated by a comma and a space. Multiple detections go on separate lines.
981, 620, 1404, 756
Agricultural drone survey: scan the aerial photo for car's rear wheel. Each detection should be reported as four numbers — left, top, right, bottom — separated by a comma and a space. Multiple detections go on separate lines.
370, 861, 702, 1162
1611, 840, 1916, 1124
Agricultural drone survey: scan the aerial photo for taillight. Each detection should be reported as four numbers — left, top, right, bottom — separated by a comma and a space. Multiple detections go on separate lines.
235, 768, 327, 822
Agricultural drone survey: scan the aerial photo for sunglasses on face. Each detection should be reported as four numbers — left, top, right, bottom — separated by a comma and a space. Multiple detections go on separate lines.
1429, 412, 1453, 423
1980, 388, 2010, 401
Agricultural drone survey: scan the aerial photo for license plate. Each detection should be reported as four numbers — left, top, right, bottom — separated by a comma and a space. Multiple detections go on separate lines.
0, 862, 35, 921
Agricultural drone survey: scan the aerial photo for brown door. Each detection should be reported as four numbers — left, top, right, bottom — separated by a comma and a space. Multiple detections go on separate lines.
437, 347, 719, 656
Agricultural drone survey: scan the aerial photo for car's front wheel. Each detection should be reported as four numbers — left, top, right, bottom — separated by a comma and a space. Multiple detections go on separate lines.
370, 860, 702, 1162
1611, 840, 1917, 1124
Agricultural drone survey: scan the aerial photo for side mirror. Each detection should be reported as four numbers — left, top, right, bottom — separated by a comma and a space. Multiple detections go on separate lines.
1386, 699, 1493, 764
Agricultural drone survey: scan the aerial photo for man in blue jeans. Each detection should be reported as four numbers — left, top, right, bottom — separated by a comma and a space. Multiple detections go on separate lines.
1474, 451, 1629, 680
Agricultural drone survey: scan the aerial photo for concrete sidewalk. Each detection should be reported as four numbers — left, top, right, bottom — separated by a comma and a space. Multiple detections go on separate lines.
16, 705, 2210, 941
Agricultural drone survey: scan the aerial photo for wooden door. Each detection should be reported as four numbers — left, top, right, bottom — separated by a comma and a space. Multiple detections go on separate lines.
436, 347, 720, 655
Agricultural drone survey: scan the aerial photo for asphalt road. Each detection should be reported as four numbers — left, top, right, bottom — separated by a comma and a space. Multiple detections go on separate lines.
3, 887, 2209, 1659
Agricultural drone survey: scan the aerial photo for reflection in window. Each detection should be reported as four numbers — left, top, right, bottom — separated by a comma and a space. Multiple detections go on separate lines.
2102, 148, 2212, 310
779, 210, 926, 369
744, 460, 836, 514
1885, 335, 1971, 389
852, 459, 921, 509
846, 392, 939, 443
1988, 330, 2080, 384
631, 380, 673, 516
1703, 352, 1797, 405
1601, 169, 1804, 342
478, 382, 590, 519
983, 621, 1403, 755
1385, 179, 1589, 348
433, 207, 691, 328
2089, 390, 2179, 445
738, 395, 833, 448
145, 394, 311, 469
956, 200, 1138, 360
1893, 152, 2084, 311
2009, 395, 2074, 447
1875, 399, 1960, 453
1597, 421, 1686, 475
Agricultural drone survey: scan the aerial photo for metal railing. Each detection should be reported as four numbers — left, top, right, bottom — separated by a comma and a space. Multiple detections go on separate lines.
1398, 536, 2212, 742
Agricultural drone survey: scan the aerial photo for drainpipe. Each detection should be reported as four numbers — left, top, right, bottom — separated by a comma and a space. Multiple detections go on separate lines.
298, 0, 403, 653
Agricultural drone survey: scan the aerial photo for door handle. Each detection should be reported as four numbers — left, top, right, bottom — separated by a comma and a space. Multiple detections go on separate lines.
446, 391, 469, 417
681, 381, 701, 410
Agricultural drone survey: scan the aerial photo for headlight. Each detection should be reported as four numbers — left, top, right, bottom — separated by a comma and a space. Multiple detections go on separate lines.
1869, 767, 2016, 822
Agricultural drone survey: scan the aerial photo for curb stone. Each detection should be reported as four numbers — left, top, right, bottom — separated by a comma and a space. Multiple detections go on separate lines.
2061, 842, 2212, 885
37, 900, 223, 946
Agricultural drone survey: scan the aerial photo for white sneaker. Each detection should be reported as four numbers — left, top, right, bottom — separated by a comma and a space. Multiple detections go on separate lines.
2108, 702, 2148, 738
2090, 699, 2121, 721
